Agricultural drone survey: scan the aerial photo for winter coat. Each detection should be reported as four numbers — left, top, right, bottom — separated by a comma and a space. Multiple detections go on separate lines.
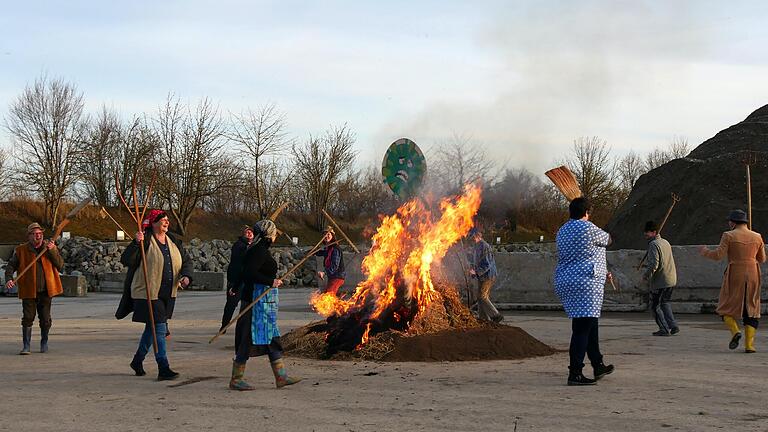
701, 225, 766, 318
643, 235, 677, 290
115, 231, 193, 322
315, 243, 346, 280
226, 236, 251, 288
6, 243, 64, 299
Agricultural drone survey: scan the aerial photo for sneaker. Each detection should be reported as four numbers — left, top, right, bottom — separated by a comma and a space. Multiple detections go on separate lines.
670, 327, 680, 335
652, 330, 671, 336
567, 373, 597, 386
157, 366, 180, 381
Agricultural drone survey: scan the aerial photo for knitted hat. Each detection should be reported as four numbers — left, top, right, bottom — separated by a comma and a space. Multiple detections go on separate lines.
643, 221, 658, 232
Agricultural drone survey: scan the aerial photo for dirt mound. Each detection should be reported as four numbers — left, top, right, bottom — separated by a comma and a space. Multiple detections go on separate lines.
282, 321, 556, 362
382, 326, 557, 362
606, 104, 768, 249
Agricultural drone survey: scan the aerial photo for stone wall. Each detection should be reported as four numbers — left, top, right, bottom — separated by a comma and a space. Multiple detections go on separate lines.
340, 245, 768, 313
55, 237, 320, 292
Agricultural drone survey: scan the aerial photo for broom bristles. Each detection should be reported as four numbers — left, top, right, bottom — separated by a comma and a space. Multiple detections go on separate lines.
545, 166, 582, 201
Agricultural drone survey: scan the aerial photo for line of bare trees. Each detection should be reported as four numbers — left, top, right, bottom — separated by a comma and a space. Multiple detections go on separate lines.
1, 75, 381, 234
1, 75, 692, 238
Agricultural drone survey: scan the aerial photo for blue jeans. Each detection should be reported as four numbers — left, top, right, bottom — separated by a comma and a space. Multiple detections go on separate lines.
134, 322, 168, 368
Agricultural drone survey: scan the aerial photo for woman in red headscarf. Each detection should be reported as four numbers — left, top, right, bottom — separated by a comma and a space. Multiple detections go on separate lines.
116, 209, 194, 381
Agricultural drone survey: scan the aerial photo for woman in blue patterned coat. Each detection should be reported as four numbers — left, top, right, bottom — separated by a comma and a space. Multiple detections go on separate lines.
554, 197, 615, 386
229, 219, 301, 390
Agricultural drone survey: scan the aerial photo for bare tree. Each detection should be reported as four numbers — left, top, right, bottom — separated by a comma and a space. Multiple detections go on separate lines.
0, 145, 10, 199
229, 104, 291, 217
566, 136, 618, 209
115, 116, 158, 207
4, 76, 87, 227
334, 165, 398, 219
669, 135, 690, 158
152, 95, 237, 236
78, 106, 122, 206
616, 151, 645, 196
644, 136, 691, 172
292, 124, 357, 228
429, 133, 499, 194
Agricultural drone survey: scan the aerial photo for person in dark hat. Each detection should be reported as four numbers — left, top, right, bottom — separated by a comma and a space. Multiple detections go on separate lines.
4, 223, 64, 354
468, 227, 503, 323
642, 220, 679, 336
220, 225, 255, 332
700, 209, 766, 353
315, 226, 346, 296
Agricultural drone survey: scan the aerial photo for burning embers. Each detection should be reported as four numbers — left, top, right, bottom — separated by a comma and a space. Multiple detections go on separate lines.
310, 184, 482, 354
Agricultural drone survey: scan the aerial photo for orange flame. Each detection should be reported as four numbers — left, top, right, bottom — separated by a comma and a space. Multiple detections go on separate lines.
311, 183, 483, 348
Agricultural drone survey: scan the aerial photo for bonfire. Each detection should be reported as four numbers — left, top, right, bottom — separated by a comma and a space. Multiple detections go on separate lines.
283, 184, 555, 361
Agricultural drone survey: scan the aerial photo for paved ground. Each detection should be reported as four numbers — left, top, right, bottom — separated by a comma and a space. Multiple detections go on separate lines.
1, 289, 768, 431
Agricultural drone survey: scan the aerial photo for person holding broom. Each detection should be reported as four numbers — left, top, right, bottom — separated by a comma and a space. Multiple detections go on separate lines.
554, 197, 614, 386
116, 209, 193, 381
699, 209, 766, 353
4, 223, 64, 355
229, 219, 301, 390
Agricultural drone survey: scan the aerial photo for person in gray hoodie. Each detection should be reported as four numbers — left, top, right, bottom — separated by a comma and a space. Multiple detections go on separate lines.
642, 220, 679, 336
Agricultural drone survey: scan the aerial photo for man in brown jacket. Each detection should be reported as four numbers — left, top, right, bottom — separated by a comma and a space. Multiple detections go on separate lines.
700, 210, 766, 353
4, 223, 64, 354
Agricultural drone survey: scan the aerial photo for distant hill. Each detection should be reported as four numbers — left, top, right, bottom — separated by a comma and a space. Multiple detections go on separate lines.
606, 105, 768, 249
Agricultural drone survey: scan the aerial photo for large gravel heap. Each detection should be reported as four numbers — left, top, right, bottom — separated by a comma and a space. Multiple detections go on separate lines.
607, 104, 768, 249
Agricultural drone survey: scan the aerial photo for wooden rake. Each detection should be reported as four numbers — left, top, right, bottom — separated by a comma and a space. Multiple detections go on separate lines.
13, 198, 92, 283
115, 171, 159, 354
209, 236, 340, 344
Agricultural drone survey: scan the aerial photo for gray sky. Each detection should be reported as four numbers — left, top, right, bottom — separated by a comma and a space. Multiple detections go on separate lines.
2, 0, 767, 175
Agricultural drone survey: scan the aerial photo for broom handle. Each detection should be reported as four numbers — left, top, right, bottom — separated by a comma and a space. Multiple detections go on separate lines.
209, 238, 336, 343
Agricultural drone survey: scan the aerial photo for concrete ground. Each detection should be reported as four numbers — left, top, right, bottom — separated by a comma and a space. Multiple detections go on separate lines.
1, 289, 768, 432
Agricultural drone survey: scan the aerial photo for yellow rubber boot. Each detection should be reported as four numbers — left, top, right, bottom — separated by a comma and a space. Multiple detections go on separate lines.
723, 315, 741, 350
744, 325, 756, 353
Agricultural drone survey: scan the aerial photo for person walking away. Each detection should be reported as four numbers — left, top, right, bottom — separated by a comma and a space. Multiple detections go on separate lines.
642, 220, 679, 336
700, 209, 766, 353
554, 197, 615, 386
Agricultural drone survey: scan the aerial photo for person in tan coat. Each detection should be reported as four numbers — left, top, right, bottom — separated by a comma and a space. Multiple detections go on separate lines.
700, 209, 766, 353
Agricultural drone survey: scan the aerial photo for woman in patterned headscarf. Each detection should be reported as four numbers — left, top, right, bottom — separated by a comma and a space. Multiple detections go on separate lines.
554, 197, 614, 386
229, 219, 301, 390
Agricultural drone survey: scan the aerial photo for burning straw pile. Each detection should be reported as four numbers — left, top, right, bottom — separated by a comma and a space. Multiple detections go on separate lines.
283, 185, 555, 362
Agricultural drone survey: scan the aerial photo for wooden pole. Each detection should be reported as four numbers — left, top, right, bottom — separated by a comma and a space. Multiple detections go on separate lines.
116, 172, 159, 354
321, 209, 360, 253
747, 163, 753, 230
100, 206, 133, 240
210, 237, 337, 344
13, 198, 92, 282
637, 193, 680, 270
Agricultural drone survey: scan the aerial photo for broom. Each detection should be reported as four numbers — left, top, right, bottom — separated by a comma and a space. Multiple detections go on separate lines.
545, 166, 582, 200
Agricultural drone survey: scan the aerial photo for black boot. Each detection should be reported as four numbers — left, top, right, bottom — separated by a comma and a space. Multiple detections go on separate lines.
158, 366, 180, 381
130, 356, 147, 376
40, 327, 49, 353
593, 362, 614, 380
567, 367, 597, 386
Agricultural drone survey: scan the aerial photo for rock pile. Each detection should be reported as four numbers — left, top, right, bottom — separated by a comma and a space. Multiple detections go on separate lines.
58, 236, 320, 290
